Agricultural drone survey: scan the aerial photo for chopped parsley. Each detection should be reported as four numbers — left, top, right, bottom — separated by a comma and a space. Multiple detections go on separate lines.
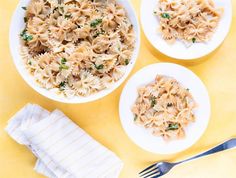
61, 58, 67, 64
186, 88, 190, 91
59, 6, 64, 13
64, 14, 72, 19
24, 17, 28, 23
28, 61, 32, 65
125, 59, 129, 65
93, 30, 105, 38
20, 30, 33, 41
59, 65, 69, 70
59, 58, 69, 70
150, 96, 157, 107
95, 64, 104, 70
134, 115, 138, 121
192, 38, 196, 43
166, 123, 179, 131
90, 19, 102, 28
161, 13, 170, 19
153, 11, 157, 14
21, 6, 27, 10
59, 81, 66, 91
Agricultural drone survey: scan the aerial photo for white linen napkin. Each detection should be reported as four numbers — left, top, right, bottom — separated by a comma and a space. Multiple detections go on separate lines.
5, 104, 123, 178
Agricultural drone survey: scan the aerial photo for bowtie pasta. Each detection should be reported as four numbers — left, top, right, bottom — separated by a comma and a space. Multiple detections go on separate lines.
154, 0, 223, 45
20, 0, 135, 97
132, 75, 197, 140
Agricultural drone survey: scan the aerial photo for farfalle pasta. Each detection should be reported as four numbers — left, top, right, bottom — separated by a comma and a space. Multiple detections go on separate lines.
154, 0, 223, 44
20, 0, 135, 97
132, 75, 197, 140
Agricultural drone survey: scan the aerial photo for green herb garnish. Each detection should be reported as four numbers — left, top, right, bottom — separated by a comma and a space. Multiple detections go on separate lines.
61, 58, 67, 64
166, 123, 179, 131
95, 64, 104, 70
134, 115, 138, 121
27, 35, 33, 41
90, 19, 102, 28
22, 6, 27, 10
93, 30, 105, 38
186, 88, 190, 91
20, 30, 33, 41
20, 30, 26, 37
64, 14, 72, 19
59, 65, 69, 70
24, 17, 28, 23
161, 13, 170, 19
59, 58, 69, 70
59, 81, 66, 91
59, 6, 64, 13
28, 61, 32, 65
150, 96, 157, 107
125, 59, 129, 65
192, 38, 196, 43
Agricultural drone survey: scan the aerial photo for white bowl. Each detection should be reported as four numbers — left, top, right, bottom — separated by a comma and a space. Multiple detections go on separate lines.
140, 0, 232, 60
119, 63, 211, 154
9, 0, 140, 103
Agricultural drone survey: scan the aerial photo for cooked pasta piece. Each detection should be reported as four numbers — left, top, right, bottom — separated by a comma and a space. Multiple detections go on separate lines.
132, 75, 197, 140
20, 0, 135, 97
154, 0, 223, 44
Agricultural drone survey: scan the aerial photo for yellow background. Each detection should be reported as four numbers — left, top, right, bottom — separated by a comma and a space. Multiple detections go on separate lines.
0, 0, 236, 178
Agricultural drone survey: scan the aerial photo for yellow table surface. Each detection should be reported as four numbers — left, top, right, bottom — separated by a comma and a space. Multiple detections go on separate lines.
1, 0, 236, 178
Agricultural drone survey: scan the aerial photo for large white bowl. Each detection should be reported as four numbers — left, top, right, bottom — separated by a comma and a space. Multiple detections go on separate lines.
9, 0, 140, 103
119, 63, 211, 154
141, 0, 232, 60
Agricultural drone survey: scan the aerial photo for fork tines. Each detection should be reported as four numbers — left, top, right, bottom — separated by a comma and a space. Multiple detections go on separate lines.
139, 164, 160, 178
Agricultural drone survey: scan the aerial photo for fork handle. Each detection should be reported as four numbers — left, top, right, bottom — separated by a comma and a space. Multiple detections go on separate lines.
176, 138, 236, 164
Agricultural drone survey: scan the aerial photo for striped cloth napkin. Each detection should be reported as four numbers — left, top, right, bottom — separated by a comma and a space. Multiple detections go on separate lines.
5, 104, 123, 178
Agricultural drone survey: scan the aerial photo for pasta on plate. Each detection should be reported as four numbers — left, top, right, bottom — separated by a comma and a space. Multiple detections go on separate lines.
132, 75, 197, 140
20, 0, 135, 97
154, 0, 223, 45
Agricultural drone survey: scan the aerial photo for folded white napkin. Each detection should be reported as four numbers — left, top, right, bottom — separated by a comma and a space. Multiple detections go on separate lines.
5, 104, 123, 178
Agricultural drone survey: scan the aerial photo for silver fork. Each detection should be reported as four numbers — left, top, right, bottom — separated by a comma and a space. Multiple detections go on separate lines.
139, 138, 236, 178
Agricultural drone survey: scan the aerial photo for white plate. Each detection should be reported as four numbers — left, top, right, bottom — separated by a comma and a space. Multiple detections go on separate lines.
140, 0, 232, 60
9, 0, 140, 103
119, 63, 211, 154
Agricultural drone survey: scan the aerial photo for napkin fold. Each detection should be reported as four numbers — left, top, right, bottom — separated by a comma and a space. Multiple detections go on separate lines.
5, 104, 123, 178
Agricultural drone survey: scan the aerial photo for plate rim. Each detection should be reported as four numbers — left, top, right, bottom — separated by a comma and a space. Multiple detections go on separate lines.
119, 62, 211, 154
140, 0, 233, 60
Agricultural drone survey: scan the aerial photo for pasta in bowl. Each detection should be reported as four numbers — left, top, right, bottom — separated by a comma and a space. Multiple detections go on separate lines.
10, 0, 140, 103
119, 63, 210, 154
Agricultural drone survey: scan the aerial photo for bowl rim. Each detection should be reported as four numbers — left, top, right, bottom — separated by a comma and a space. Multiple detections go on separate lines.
9, 0, 141, 104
